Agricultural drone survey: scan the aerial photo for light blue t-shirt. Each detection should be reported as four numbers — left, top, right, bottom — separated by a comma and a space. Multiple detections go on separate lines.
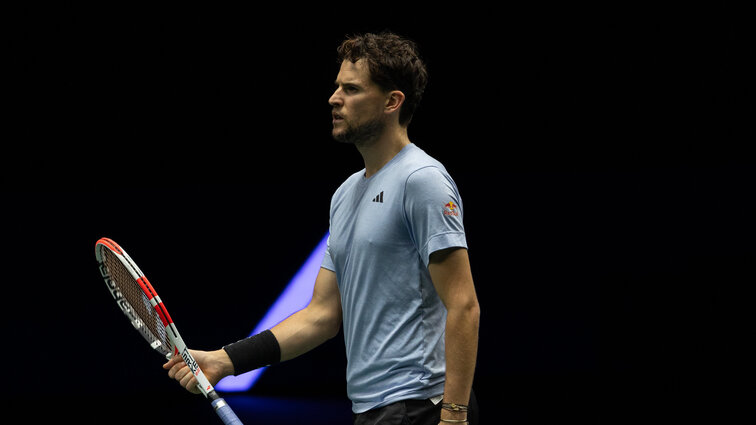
321, 143, 467, 413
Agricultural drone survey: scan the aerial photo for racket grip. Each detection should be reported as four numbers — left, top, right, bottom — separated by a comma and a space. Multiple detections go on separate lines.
211, 397, 244, 425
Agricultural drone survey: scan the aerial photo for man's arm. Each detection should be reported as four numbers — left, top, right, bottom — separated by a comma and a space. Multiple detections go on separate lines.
164, 267, 342, 392
428, 247, 480, 423
270, 267, 342, 361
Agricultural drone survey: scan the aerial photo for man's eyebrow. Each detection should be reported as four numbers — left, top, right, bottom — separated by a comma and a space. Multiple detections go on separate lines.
335, 79, 361, 87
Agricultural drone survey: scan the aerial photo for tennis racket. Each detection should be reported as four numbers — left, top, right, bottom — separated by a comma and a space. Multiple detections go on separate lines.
95, 237, 243, 425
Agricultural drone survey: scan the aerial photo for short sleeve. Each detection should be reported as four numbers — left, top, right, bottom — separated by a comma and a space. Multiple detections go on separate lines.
404, 166, 467, 266
321, 234, 336, 271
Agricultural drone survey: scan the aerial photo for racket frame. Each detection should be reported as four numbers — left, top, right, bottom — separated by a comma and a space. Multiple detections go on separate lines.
95, 237, 238, 421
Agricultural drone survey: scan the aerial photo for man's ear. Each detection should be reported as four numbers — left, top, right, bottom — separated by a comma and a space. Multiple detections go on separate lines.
384, 90, 406, 114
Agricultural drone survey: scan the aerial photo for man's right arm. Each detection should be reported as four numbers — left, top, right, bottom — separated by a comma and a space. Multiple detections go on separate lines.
164, 267, 342, 392
270, 267, 342, 361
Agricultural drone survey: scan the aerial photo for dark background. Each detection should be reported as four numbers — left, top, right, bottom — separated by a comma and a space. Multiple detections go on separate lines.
3, 3, 753, 424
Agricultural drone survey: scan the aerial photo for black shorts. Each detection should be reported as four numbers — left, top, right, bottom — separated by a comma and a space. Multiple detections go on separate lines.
354, 391, 478, 425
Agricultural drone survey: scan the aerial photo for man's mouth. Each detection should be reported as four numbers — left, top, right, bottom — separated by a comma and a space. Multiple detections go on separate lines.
332, 111, 344, 122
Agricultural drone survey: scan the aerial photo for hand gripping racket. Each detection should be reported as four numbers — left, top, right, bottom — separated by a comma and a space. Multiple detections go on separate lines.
95, 237, 244, 425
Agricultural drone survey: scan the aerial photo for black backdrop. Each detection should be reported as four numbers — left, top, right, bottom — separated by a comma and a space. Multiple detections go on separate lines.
3, 4, 753, 424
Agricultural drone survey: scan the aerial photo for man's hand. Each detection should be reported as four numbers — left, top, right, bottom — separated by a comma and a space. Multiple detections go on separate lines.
162, 348, 235, 393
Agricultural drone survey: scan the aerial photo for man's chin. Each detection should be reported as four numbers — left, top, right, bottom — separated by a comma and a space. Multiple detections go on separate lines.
332, 129, 353, 144
332, 119, 383, 145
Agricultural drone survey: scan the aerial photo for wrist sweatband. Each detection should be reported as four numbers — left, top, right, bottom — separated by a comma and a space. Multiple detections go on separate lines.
222, 329, 281, 376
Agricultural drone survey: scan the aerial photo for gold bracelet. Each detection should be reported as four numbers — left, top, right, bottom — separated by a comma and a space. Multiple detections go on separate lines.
441, 402, 469, 412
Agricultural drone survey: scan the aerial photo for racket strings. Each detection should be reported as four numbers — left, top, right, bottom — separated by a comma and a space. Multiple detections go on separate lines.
102, 249, 171, 354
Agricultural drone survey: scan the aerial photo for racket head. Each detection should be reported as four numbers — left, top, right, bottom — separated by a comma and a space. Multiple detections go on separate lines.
96, 237, 174, 358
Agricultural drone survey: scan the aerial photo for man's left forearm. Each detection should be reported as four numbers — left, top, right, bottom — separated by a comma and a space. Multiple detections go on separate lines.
443, 302, 480, 407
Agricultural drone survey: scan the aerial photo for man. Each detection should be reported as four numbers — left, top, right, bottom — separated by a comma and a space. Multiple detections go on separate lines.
164, 32, 480, 425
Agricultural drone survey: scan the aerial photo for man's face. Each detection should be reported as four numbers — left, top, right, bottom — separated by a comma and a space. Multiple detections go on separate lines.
329, 59, 387, 145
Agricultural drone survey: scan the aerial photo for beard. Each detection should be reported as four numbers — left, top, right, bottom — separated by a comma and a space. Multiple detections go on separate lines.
332, 117, 385, 146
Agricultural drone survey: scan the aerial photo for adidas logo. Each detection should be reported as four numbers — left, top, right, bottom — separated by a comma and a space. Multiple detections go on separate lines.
372, 191, 384, 203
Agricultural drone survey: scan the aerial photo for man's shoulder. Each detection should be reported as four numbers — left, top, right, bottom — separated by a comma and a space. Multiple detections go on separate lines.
389, 143, 449, 184
401, 143, 443, 168
401, 145, 452, 185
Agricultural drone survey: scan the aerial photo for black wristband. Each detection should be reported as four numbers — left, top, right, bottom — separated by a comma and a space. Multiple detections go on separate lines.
222, 329, 281, 376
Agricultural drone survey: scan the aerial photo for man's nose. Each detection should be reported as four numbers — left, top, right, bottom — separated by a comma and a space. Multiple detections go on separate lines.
329, 88, 342, 107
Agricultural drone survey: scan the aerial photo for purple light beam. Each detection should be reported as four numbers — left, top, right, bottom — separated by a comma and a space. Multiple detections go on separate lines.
215, 232, 329, 392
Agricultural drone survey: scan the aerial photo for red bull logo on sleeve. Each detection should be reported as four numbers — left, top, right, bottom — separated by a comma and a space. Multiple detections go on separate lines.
443, 201, 459, 217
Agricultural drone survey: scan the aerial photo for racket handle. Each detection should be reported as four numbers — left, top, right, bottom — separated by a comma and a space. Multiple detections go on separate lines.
211, 397, 244, 425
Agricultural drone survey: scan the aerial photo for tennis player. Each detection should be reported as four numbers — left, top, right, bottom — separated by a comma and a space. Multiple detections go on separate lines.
165, 32, 480, 425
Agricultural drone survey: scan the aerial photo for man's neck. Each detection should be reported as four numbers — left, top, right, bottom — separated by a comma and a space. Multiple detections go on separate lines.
356, 127, 411, 178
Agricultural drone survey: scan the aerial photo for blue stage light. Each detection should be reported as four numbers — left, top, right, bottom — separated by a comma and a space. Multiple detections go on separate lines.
215, 233, 329, 392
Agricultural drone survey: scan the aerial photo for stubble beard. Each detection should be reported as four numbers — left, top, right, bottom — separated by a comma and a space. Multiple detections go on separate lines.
332, 117, 385, 147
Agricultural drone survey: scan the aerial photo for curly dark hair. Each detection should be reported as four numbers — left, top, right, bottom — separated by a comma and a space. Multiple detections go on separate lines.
337, 32, 428, 126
